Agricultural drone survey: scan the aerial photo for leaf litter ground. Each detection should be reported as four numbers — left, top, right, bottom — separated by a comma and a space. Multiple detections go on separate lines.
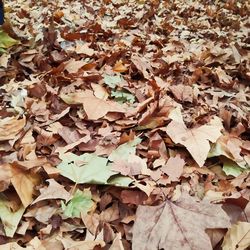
0, 0, 249, 249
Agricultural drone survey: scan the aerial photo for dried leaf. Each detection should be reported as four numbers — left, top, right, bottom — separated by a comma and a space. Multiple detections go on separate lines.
32, 179, 71, 204
222, 222, 250, 250
11, 166, 40, 208
132, 193, 230, 250
166, 117, 223, 167
0, 116, 26, 141
0, 199, 25, 237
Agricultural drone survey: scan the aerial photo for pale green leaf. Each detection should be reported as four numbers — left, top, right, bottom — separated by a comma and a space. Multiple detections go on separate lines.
62, 189, 94, 218
222, 159, 243, 177
0, 198, 25, 237
0, 30, 19, 51
111, 89, 135, 104
107, 175, 133, 187
108, 138, 141, 162
57, 152, 117, 184
104, 74, 123, 88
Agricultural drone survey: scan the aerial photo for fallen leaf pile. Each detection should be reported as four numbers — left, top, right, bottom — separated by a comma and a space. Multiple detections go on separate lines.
0, 0, 249, 249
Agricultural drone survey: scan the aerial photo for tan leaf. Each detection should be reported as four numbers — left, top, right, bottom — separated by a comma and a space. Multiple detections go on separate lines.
64, 58, 86, 74
132, 193, 230, 250
222, 222, 250, 250
166, 117, 223, 167
11, 166, 40, 208
0, 163, 12, 192
60, 92, 125, 120
110, 233, 125, 250
0, 116, 26, 141
32, 179, 71, 204
113, 61, 128, 73
131, 54, 152, 79
75, 43, 95, 56
59, 236, 105, 250
82, 97, 125, 120
161, 155, 185, 182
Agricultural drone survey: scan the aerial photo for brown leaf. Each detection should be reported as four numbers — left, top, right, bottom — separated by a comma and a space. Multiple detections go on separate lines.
0, 163, 12, 192
166, 117, 223, 167
32, 179, 71, 204
82, 97, 125, 120
0, 116, 26, 141
64, 58, 86, 74
11, 165, 40, 208
161, 155, 185, 182
132, 193, 230, 250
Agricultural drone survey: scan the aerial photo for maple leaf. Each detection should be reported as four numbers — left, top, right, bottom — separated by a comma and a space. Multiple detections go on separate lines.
166, 117, 223, 167
132, 193, 230, 250
222, 222, 250, 250
61, 189, 94, 218
57, 152, 115, 184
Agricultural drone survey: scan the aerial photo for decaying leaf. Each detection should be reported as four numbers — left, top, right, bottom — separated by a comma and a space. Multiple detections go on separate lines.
132, 193, 230, 250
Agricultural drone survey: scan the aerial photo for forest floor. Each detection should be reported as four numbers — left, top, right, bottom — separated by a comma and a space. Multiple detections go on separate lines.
0, 0, 249, 249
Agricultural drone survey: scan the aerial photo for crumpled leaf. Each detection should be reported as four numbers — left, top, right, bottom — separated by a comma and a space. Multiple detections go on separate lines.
0, 198, 25, 237
0, 116, 26, 141
61, 189, 94, 218
57, 152, 116, 184
166, 117, 223, 167
222, 222, 250, 250
132, 193, 230, 250
32, 179, 71, 204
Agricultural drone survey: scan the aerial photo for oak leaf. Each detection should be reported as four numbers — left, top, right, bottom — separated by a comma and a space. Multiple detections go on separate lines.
132, 193, 230, 250
166, 117, 223, 167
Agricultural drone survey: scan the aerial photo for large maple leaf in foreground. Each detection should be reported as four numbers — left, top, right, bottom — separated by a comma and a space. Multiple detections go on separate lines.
132, 193, 230, 250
